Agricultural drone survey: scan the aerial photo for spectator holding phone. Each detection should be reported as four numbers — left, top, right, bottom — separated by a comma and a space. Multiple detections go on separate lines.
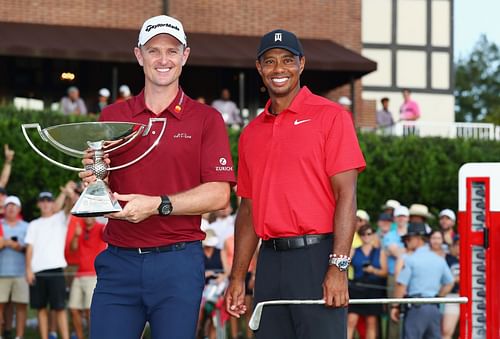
0, 196, 29, 339
348, 224, 388, 339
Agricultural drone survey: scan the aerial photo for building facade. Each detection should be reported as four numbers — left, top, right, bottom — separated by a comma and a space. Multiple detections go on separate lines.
0, 0, 455, 125
0, 0, 380, 122
361, 0, 454, 124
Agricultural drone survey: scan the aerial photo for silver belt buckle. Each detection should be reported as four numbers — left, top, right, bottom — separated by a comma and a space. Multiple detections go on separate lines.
138, 248, 152, 254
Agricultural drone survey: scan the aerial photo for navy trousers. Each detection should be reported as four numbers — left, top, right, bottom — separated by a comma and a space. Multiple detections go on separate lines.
90, 241, 205, 339
403, 304, 441, 339
254, 237, 347, 339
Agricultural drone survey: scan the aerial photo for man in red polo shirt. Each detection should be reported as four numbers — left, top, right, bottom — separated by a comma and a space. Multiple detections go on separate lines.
79, 15, 235, 339
225, 30, 366, 338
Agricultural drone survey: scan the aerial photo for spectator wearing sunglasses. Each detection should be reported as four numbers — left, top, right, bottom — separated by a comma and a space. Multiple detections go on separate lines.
348, 224, 388, 339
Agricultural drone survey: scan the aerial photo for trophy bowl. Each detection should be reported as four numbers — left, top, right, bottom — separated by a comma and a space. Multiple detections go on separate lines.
22, 118, 166, 217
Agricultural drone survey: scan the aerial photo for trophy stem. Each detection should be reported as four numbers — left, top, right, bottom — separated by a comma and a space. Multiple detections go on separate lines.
71, 179, 122, 217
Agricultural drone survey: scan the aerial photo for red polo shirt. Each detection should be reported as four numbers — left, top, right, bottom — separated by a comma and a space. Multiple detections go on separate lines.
100, 88, 235, 247
237, 87, 365, 239
76, 222, 106, 276
65, 216, 83, 265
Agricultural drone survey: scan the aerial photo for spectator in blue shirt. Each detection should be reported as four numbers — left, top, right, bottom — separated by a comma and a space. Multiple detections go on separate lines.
383, 206, 408, 339
0, 196, 29, 339
390, 223, 454, 339
383, 206, 409, 276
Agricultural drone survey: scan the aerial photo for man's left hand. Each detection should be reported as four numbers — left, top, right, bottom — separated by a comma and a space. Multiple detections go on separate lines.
322, 266, 349, 307
106, 193, 160, 223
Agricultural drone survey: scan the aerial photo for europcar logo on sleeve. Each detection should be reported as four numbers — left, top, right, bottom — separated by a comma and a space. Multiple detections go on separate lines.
216, 157, 232, 171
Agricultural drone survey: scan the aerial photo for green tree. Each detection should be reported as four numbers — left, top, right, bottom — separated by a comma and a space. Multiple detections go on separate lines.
455, 34, 500, 123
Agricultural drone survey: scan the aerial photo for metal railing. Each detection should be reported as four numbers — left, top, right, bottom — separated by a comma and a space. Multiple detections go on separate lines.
368, 121, 500, 141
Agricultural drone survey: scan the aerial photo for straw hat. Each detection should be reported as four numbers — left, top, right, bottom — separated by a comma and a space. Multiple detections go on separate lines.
409, 204, 434, 219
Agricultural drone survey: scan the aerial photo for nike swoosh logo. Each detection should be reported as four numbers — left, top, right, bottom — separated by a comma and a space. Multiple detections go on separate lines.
294, 119, 311, 126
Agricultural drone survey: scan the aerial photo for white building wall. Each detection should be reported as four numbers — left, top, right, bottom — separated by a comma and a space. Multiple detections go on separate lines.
362, 0, 392, 43
361, 0, 454, 124
432, 52, 450, 89
362, 49, 392, 86
364, 90, 455, 123
397, 0, 427, 45
396, 50, 427, 88
432, 0, 451, 46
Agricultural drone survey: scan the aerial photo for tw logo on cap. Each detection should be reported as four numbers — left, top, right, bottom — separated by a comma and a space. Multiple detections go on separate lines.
274, 33, 282, 42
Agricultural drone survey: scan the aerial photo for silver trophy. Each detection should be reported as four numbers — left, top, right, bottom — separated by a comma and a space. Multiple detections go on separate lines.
22, 118, 166, 217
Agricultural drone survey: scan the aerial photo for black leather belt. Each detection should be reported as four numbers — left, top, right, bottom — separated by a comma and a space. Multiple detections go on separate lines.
108, 242, 189, 254
262, 233, 333, 251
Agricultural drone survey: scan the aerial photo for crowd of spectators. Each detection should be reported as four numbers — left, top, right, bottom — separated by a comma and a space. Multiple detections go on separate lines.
348, 199, 459, 339
0, 146, 107, 339
0, 135, 459, 339
57, 84, 134, 117
56, 85, 249, 132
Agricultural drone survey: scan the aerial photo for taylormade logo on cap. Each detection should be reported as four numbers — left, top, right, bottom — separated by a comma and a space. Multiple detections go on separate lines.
138, 15, 187, 47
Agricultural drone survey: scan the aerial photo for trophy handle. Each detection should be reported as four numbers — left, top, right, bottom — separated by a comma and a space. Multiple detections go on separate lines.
107, 118, 167, 171
21, 123, 84, 172
101, 124, 146, 154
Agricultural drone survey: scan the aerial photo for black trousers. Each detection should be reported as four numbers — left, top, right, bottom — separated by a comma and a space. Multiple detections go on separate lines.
254, 237, 347, 339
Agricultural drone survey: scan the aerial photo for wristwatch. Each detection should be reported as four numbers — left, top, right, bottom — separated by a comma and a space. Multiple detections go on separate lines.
328, 254, 351, 272
158, 195, 173, 216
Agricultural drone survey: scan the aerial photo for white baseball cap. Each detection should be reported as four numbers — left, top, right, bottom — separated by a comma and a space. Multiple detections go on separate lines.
338, 96, 352, 106
4, 195, 21, 208
138, 15, 187, 47
382, 199, 400, 210
202, 229, 219, 247
99, 88, 110, 98
119, 85, 131, 96
439, 209, 456, 221
394, 205, 409, 217
356, 210, 370, 222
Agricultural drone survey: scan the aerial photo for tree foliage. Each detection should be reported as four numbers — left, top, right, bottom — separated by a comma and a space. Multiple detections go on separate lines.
0, 107, 94, 220
2, 106, 499, 226
455, 34, 500, 123
356, 133, 500, 225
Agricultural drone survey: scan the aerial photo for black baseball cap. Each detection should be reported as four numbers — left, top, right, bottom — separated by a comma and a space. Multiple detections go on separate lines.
378, 213, 393, 222
257, 29, 304, 59
38, 191, 54, 201
401, 222, 429, 240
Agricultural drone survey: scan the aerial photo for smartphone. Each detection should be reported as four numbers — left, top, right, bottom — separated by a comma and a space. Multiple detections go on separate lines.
11, 236, 18, 242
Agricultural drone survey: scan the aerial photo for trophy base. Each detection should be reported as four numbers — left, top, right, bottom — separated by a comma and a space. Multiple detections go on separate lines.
71, 180, 122, 217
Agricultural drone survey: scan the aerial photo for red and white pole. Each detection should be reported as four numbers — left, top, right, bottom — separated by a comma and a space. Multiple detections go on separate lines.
458, 163, 500, 339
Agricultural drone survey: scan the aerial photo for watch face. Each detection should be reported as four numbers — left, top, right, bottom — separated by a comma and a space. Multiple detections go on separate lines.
161, 204, 172, 215
338, 259, 350, 270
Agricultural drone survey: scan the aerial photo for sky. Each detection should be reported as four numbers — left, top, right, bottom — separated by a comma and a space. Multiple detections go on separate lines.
454, 0, 500, 60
